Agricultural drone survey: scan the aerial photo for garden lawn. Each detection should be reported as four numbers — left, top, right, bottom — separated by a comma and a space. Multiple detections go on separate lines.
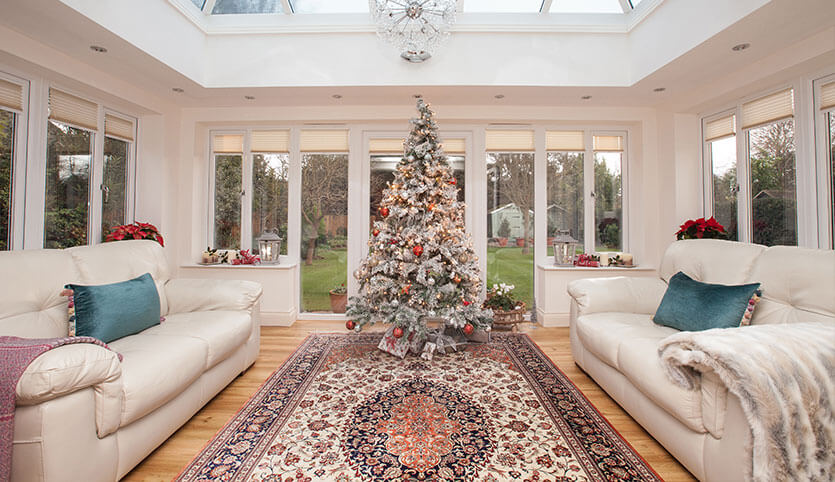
301, 248, 347, 312
486, 246, 534, 308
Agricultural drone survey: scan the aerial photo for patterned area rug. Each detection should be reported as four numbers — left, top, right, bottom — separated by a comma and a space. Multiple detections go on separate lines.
177, 333, 660, 481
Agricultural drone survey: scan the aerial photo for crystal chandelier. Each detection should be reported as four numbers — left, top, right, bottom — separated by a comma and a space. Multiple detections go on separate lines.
369, 0, 457, 63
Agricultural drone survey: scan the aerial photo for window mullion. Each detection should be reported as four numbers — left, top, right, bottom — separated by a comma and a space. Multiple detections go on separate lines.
241, 131, 253, 251
583, 130, 594, 254
737, 122, 752, 243
90, 106, 105, 244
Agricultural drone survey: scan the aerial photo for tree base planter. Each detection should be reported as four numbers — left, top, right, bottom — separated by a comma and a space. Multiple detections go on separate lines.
491, 303, 526, 332
329, 291, 347, 313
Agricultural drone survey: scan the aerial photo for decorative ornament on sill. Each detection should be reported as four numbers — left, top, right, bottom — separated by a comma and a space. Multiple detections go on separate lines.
369, 0, 457, 63
256, 230, 282, 265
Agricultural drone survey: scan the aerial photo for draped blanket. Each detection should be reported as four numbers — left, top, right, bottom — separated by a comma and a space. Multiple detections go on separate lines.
0, 336, 121, 482
658, 323, 835, 482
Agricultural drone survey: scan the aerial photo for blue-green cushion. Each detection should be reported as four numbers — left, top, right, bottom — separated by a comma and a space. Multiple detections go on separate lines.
653, 271, 761, 331
65, 273, 161, 343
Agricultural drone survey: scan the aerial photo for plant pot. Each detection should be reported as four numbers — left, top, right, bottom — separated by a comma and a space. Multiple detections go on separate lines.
497, 237, 508, 247
491, 303, 526, 332
329, 291, 347, 313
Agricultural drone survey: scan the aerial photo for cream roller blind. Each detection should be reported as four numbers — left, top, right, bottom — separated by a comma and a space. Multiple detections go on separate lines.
593, 135, 623, 152
0, 78, 23, 112
741, 89, 794, 130
252, 130, 290, 152
443, 138, 466, 154
369, 138, 404, 154
104, 114, 134, 141
485, 130, 535, 151
704, 114, 735, 142
213, 134, 244, 153
300, 129, 349, 152
546, 131, 584, 151
49, 88, 98, 131
820, 81, 835, 111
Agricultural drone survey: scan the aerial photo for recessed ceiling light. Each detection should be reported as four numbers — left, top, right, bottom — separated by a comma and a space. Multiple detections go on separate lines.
244, 95, 255, 100
89, 45, 107, 53
653, 87, 666, 92
332, 94, 342, 99
494, 94, 505, 99
732, 43, 750, 52
581, 95, 592, 100
172, 87, 184, 93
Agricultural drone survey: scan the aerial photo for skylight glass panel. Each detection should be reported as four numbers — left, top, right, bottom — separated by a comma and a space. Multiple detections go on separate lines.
212, 0, 284, 15
463, 0, 544, 13
629, 0, 644, 6
290, 0, 369, 13
549, 0, 623, 13
191, 0, 206, 9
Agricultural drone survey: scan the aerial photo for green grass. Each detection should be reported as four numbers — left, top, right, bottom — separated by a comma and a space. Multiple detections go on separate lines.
301, 248, 347, 312
486, 246, 534, 309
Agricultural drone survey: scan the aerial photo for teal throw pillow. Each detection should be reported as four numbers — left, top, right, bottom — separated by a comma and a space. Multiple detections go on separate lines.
65, 273, 161, 343
653, 271, 761, 331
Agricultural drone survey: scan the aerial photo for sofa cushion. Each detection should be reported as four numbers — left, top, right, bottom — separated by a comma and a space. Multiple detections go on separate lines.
575, 312, 678, 369
108, 334, 207, 426
140, 310, 252, 369
659, 239, 766, 285
617, 336, 706, 433
653, 272, 761, 331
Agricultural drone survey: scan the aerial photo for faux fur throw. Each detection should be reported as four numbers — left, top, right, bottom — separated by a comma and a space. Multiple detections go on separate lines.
658, 323, 835, 482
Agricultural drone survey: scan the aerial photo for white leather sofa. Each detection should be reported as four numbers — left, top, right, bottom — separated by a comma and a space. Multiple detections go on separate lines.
567, 239, 835, 481
0, 240, 262, 481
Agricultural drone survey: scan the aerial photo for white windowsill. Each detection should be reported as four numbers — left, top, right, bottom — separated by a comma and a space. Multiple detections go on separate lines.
537, 264, 656, 271
180, 261, 297, 270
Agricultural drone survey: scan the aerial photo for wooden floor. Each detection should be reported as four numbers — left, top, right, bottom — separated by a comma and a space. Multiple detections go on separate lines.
124, 321, 695, 481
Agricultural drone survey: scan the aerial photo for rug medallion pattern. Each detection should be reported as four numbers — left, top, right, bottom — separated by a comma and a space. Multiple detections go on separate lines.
177, 333, 660, 481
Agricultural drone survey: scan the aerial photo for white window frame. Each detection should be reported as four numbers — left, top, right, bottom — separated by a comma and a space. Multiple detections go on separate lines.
0, 71, 29, 250
701, 108, 739, 239
97, 108, 137, 243
208, 129, 247, 250
813, 73, 835, 249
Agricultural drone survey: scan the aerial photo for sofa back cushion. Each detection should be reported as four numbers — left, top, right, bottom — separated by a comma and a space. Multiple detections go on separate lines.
68, 240, 170, 315
746, 246, 835, 325
659, 239, 766, 285
0, 249, 79, 338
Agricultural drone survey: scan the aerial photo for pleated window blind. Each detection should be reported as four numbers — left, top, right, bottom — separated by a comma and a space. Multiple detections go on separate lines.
213, 134, 244, 153
300, 129, 349, 152
485, 130, 535, 151
443, 138, 466, 154
820, 81, 835, 111
704, 114, 736, 142
741, 89, 794, 130
251, 130, 290, 152
546, 131, 584, 151
593, 135, 624, 152
0, 78, 23, 112
49, 89, 98, 131
104, 114, 134, 141
369, 138, 404, 154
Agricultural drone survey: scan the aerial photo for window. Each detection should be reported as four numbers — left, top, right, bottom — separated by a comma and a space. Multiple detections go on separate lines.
300, 129, 348, 312
0, 76, 25, 251
816, 77, 835, 248
486, 130, 535, 309
102, 114, 134, 240
703, 88, 798, 246
211, 133, 244, 249
593, 135, 625, 251
546, 131, 584, 253
251, 130, 289, 255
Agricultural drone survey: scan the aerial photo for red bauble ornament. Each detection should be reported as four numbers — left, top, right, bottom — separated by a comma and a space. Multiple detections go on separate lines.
449, 178, 457, 185
463, 323, 474, 335
428, 203, 435, 211
412, 245, 424, 257
346, 320, 355, 331
463, 300, 470, 306
390, 239, 398, 245
372, 229, 380, 237
379, 206, 389, 217
402, 284, 411, 295
392, 326, 404, 338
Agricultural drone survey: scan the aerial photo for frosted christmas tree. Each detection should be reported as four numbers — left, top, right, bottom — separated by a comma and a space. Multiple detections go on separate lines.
347, 99, 492, 354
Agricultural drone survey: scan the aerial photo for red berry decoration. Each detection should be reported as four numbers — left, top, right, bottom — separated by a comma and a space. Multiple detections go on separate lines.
392, 326, 404, 338
379, 206, 389, 217
449, 178, 457, 185
372, 229, 380, 237
463, 300, 470, 306
428, 203, 435, 211
412, 244, 424, 257
463, 323, 474, 335
346, 320, 355, 331
402, 284, 411, 295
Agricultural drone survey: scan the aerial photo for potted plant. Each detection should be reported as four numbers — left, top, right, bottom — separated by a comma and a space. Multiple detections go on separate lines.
675, 217, 727, 240
483, 283, 525, 331
105, 222, 164, 246
329, 283, 348, 313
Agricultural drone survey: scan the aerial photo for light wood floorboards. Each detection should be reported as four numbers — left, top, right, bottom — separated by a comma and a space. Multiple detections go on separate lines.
123, 321, 695, 481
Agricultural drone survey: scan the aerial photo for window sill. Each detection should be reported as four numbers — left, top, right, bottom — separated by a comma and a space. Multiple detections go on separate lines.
180, 261, 297, 270
537, 264, 655, 272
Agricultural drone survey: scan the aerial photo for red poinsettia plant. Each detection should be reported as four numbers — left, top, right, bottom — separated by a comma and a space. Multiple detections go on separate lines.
105, 222, 164, 246
675, 217, 727, 240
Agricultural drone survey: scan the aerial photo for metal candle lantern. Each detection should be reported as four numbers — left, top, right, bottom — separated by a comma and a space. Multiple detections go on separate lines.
256, 231, 282, 265
552, 230, 580, 266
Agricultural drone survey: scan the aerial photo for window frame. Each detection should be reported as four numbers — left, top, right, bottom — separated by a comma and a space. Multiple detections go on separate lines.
0, 71, 29, 250
701, 108, 738, 240
813, 73, 835, 249
99, 108, 137, 243
208, 129, 247, 250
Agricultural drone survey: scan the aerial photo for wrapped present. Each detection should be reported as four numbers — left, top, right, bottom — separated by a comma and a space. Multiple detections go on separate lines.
378, 326, 412, 358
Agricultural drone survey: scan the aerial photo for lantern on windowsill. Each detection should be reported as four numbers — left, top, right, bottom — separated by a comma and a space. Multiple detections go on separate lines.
256, 231, 282, 265
552, 230, 580, 266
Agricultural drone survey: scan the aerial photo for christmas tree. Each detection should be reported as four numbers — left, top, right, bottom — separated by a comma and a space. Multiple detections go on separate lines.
347, 99, 492, 346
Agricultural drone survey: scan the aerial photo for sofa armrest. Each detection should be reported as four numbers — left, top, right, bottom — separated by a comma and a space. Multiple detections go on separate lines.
16, 344, 123, 437
567, 276, 667, 316
165, 278, 263, 314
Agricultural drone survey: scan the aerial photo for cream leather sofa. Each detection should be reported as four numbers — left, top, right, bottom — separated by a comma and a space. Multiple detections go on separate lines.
0, 240, 263, 481
567, 239, 835, 481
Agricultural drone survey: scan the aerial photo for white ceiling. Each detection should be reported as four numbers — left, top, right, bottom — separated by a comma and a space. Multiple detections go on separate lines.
0, 0, 833, 112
